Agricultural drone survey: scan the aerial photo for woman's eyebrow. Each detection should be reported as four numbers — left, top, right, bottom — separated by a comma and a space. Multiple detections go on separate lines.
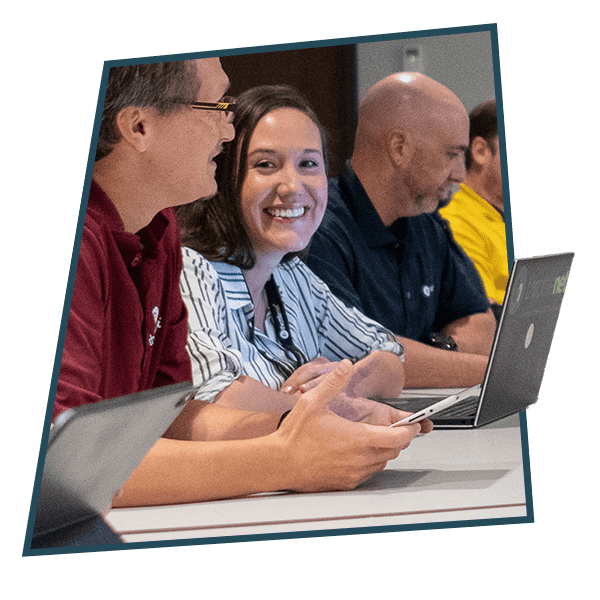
248, 148, 322, 154
247, 148, 278, 158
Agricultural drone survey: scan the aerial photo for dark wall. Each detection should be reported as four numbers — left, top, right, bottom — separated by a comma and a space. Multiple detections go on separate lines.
221, 44, 357, 177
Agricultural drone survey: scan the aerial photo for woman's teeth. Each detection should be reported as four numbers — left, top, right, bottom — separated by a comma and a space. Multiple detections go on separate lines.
267, 207, 306, 218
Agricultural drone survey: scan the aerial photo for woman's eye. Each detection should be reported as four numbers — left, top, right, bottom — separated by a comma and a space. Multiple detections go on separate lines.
254, 160, 276, 169
299, 159, 319, 169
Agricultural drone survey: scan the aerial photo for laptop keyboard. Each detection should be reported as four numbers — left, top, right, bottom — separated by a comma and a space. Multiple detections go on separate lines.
432, 395, 480, 420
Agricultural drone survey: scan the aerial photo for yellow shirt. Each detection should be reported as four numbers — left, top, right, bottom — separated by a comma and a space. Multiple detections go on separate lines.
440, 184, 509, 304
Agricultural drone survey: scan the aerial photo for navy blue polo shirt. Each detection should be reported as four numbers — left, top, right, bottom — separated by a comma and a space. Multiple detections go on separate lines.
305, 163, 489, 343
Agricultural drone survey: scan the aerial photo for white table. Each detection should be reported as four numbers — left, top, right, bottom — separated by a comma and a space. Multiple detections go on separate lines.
106, 414, 527, 543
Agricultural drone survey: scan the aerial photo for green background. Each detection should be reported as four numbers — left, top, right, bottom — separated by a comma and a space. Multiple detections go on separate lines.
5, 0, 598, 598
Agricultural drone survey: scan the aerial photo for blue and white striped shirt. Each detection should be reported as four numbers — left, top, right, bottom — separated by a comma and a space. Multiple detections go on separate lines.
180, 247, 404, 398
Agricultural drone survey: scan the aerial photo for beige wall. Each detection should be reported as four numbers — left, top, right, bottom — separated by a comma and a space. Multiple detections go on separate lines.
356, 31, 496, 113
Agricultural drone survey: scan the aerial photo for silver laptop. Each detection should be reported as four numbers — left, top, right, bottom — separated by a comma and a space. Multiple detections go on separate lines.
28, 380, 194, 541
385, 252, 574, 428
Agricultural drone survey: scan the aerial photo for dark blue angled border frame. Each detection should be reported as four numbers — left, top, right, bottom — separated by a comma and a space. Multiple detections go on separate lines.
23, 21, 530, 557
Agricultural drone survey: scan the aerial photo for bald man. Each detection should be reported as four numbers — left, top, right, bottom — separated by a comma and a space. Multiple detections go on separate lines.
306, 73, 496, 389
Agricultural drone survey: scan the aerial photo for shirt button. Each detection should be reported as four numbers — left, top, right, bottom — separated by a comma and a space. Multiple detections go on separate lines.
131, 254, 142, 267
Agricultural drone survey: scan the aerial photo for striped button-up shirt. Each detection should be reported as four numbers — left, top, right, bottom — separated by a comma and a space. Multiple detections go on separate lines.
180, 247, 404, 398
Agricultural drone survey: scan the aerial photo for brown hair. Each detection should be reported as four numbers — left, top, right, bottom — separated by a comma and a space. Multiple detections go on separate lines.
177, 84, 328, 270
466, 98, 498, 171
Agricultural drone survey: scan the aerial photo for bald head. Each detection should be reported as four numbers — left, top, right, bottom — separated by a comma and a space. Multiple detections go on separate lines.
355, 73, 466, 152
351, 73, 469, 224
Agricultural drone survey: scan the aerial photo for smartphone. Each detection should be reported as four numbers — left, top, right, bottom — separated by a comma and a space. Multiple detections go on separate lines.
389, 385, 481, 428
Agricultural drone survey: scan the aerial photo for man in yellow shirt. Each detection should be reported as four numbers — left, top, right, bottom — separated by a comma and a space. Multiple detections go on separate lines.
440, 99, 508, 306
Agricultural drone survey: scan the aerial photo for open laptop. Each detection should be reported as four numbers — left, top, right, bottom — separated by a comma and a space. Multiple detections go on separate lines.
384, 252, 574, 428
27, 380, 194, 548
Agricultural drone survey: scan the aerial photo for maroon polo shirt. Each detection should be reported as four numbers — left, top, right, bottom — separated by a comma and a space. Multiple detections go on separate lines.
53, 180, 192, 418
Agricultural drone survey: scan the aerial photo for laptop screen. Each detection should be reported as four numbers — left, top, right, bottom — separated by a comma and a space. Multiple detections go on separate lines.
476, 253, 573, 426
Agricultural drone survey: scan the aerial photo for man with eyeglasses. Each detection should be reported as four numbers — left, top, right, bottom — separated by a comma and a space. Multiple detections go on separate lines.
52, 58, 427, 508
55, 59, 235, 419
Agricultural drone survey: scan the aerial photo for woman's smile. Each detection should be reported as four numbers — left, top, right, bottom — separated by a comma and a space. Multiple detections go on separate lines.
240, 107, 327, 260
264, 206, 309, 220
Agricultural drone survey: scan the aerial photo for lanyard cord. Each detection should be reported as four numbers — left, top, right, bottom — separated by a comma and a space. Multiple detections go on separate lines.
263, 277, 307, 369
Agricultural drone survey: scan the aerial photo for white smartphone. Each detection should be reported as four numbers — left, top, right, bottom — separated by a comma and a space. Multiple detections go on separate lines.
389, 384, 482, 428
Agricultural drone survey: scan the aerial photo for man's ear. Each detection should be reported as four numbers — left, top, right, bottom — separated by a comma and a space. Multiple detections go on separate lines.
388, 130, 410, 167
114, 106, 152, 153
470, 136, 492, 169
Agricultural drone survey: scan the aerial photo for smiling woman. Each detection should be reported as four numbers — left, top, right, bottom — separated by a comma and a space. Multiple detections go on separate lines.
239, 106, 327, 269
178, 85, 329, 270
176, 85, 407, 419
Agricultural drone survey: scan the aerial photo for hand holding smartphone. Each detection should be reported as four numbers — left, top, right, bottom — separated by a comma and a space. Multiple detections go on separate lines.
389, 385, 481, 428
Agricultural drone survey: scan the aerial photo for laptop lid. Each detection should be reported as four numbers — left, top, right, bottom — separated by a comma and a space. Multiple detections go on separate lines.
29, 380, 194, 540
385, 252, 573, 428
474, 252, 573, 426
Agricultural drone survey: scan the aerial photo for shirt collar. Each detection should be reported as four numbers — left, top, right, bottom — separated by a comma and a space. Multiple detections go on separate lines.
210, 261, 253, 311
89, 179, 170, 259
88, 179, 128, 232
337, 161, 398, 248
460, 183, 505, 221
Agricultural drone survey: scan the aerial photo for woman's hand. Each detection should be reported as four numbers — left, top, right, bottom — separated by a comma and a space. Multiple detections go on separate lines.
281, 357, 341, 395
283, 352, 405, 402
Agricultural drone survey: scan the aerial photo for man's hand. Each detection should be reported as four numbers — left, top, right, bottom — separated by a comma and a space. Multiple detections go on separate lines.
275, 360, 427, 492
441, 309, 496, 356
329, 391, 433, 432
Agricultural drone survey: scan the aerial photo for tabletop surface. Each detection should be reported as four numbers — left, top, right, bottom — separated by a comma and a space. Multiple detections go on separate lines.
106, 414, 527, 543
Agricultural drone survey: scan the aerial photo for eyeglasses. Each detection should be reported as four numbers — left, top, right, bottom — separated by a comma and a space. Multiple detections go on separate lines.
189, 96, 236, 122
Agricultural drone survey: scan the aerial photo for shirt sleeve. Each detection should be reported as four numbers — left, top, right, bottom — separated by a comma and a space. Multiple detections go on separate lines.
443, 210, 500, 302
433, 214, 490, 332
180, 247, 243, 402
294, 261, 404, 362
54, 227, 109, 418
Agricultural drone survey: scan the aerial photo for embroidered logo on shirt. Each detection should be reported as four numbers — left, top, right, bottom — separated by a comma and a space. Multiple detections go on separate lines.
422, 285, 434, 297
149, 306, 161, 346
